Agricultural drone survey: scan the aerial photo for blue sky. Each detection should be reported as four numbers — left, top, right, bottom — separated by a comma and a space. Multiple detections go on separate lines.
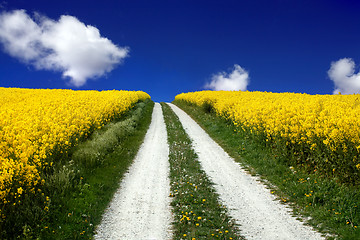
0, 0, 360, 101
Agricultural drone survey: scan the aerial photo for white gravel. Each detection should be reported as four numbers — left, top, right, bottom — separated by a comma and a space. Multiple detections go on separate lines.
168, 103, 324, 240
94, 103, 172, 240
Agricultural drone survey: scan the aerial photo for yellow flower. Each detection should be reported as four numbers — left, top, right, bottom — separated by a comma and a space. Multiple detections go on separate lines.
175, 90, 360, 181
17, 187, 23, 195
0, 87, 150, 214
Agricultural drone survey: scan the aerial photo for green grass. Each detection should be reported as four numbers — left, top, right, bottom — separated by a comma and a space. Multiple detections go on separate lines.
161, 103, 242, 240
32, 100, 155, 239
173, 100, 360, 240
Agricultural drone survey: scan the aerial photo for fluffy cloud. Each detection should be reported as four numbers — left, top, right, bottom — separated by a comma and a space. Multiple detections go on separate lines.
328, 58, 360, 94
204, 64, 249, 91
0, 10, 129, 86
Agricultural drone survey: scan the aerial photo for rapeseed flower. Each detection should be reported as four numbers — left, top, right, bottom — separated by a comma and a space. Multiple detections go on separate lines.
176, 91, 360, 182
0, 87, 150, 220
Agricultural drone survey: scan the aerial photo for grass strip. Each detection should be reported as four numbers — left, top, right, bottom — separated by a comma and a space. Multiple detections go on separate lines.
161, 102, 242, 240
35, 100, 154, 239
174, 100, 360, 240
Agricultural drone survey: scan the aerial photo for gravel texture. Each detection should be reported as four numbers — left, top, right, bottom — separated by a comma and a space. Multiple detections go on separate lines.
94, 103, 172, 240
168, 103, 324, 240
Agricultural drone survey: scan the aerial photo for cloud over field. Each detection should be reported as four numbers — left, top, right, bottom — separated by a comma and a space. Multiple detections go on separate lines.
0, 9, 129, 86
204, 64, 249, 91
328, 58, 360, 94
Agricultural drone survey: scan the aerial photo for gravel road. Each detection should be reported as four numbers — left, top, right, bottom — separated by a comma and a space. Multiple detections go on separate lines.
94, 103, 172, 240
168, 103, 324, 240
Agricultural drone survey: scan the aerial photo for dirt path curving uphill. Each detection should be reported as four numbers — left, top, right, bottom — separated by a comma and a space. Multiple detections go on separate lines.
168, 103, 324, 240
94, 103, 172, 240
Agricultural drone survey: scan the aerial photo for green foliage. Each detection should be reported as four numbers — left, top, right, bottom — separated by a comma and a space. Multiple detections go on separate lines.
72, 103, 145, 169
46, 162, 77, 196
41, 100, 153, 240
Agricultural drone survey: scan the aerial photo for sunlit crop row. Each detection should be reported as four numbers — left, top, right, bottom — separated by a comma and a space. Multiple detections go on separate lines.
175, 91, 360, 182
0, 87, 150, 218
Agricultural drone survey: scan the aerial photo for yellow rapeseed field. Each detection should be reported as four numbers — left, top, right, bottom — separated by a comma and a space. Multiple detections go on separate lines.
175, 91, 360, 182
0, 87, 150, 218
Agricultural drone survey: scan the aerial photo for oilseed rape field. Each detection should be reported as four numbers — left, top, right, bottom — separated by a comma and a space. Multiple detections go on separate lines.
175, 91, 360, 183
0, 87, 150, 223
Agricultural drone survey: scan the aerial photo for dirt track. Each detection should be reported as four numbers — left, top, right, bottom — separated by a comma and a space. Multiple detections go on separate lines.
168, 103, 324, 240
95, 102, 324, 240
94, 103, 172, 240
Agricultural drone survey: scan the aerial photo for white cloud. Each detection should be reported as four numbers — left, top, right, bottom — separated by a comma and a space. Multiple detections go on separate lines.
204, 64, 249, 91
0, 9, 129, 87
328, 58, 360, 94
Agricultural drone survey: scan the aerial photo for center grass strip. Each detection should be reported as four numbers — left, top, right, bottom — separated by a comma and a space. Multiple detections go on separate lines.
161, 103, 242, 240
